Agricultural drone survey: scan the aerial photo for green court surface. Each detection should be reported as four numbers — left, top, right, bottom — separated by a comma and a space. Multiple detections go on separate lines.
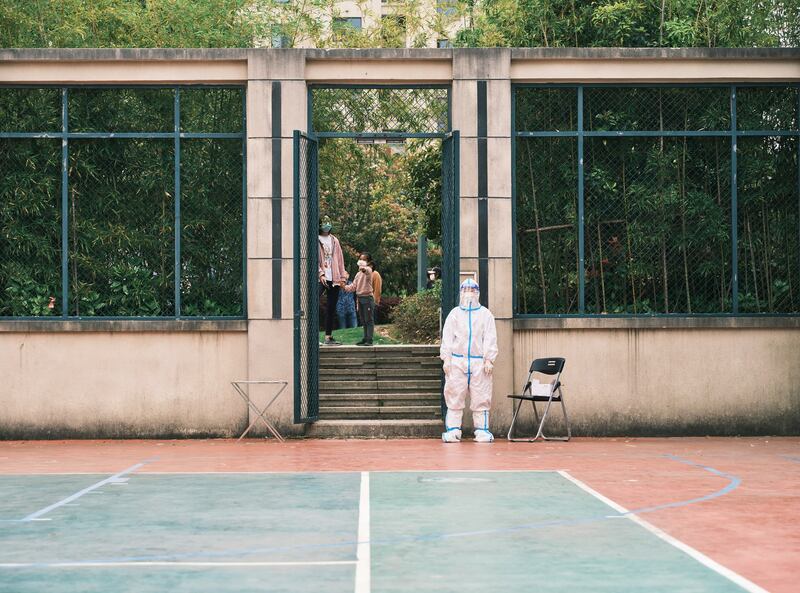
0, 471, 747, 593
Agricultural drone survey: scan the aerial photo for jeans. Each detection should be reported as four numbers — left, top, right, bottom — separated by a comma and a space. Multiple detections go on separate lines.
357, 296, 375, 343
319, 281, 340, 336
337, 309, 357, 329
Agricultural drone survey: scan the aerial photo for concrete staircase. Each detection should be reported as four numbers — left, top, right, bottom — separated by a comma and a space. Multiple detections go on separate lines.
305, 345, 444, 438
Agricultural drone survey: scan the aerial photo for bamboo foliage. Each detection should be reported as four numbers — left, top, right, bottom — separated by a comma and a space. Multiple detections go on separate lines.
0, 87, 244, 317
515, 85, 799, 315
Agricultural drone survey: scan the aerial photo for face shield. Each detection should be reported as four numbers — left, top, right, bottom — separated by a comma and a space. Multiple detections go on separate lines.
459, 278, 480, 309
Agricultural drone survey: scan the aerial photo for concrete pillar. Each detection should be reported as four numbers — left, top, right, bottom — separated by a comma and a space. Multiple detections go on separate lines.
246, 50, 307, 436
452, 49, 515, 433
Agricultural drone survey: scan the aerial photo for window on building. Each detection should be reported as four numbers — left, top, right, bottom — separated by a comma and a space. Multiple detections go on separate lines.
333, 17, 362, 32
437, 39, 451, 48
271, 30, 291, 48
436, 0, 458, 16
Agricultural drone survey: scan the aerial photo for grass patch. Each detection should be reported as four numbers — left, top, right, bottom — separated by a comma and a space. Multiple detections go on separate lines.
320, 324, 400, 345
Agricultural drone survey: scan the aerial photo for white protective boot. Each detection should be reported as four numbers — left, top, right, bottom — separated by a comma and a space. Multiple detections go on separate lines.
442, 409, 463, 443
442, 428, 463, 443
473, 410, 494, 443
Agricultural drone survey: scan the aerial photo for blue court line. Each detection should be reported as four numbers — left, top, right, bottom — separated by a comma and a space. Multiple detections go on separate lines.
0, 454, 740, 567
9, 457, 157, 523
780, 455, 800, 464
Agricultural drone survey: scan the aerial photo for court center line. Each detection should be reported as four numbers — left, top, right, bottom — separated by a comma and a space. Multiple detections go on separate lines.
0, 560, 356, 569
354, 471, 371, 593
18, 458, 156, 523
558, 469, 768, 593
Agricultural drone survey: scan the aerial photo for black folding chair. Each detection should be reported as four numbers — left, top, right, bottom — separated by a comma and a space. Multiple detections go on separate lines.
507, 357, 570, 442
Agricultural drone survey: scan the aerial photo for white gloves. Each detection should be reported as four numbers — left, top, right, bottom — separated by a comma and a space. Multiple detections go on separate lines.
484, 359, 494, 376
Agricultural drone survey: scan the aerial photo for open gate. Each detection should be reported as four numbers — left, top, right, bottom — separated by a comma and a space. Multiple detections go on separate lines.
293, 131, 320, 423
293, 129, 459, 424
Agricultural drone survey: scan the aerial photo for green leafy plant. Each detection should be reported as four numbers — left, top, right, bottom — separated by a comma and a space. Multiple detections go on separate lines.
391, 281, 441, 344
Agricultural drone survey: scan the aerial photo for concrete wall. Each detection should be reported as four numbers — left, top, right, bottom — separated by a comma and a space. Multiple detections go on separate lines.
0, 326, 248, 439
1, 48, 799, 438
509, 326, 800, 436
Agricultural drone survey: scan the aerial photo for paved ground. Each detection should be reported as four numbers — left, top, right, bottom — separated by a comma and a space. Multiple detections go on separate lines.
0, 438, 797, 592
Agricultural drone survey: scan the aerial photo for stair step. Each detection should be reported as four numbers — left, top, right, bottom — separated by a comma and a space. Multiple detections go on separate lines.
319, 346, 439, 358
320, 379, 441, 393
320, 392, 441, 402
319, 369, 442, 379
319, 357, 441, 368
319, 405, 441, 419
304, 419, 443, 439
320, 399, 441, 409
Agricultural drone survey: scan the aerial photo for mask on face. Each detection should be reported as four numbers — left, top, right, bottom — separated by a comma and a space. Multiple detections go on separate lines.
459, 291, 479, 308
458, 279, 480, 308
357, 260, 367, 269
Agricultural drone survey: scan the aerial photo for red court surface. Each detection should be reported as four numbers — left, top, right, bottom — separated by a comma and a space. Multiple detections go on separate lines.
1, 437, 798, 593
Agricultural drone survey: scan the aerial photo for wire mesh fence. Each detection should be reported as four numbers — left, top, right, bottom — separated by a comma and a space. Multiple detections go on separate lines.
584, 136, 732, 314
294, 133, 319, 423
0, 86, 245, 318
584, 87, 730, 132
0, 138, 62, 317
515, 85, 800, 316
311, 86, 449, 134
515, 137, 578, 315
737, 136, 799, 313
180, 139, 244, 317
67, 138, 175, 317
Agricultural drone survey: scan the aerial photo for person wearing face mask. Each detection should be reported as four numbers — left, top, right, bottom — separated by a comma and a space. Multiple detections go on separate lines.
343, 253, 374, 346
318, 218, 347, 346
426, 266, 441, 290
440, 278, 498, 443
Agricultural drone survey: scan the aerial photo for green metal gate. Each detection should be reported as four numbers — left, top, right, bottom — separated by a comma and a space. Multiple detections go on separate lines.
441, 131, 461, 316
293, 131, 320, 423
440, 131, 460, 418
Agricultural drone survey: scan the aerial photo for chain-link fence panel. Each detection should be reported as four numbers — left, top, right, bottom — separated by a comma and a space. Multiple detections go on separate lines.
294, 133, 319, 423
515, 137, 579, 314
737, 136, 799, 313
584, 87, 730, 132
1, 86, 246, 318
584, 137, 732, 314
180, 88, 243, 133
0, 139, 62, 316
68, 88, 173, 133
515, 84, 799, 316
68, 139, 175, 316
311, 87, 449, 134
515, 87, 578, 132
180, 139, 244, 317
0, 88, 61, 132
737, 87, 799, 131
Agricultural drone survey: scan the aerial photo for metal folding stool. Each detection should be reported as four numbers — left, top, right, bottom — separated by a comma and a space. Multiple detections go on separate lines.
507, 358, 570, 442
231, 380, 287, 442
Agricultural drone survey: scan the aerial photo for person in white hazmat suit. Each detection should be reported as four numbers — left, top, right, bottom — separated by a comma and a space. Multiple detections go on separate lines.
440, 279, 498, 443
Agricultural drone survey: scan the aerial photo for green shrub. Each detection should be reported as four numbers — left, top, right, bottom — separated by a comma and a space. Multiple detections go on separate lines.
391, 281, 441, 344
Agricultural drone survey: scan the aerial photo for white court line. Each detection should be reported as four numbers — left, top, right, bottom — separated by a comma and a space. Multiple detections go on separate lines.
19, 461, 150, 522
0, 560, 357, 569
354, 471, 371, 593
557, 470, 769, 593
